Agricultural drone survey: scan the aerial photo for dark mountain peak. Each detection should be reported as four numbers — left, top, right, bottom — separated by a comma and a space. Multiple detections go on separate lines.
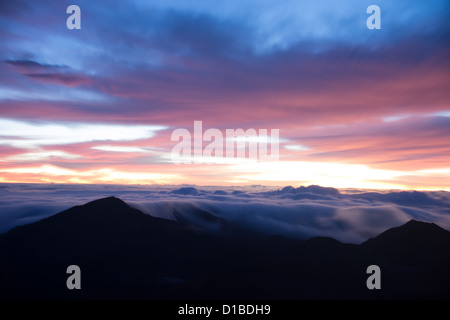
402, 219, 442, 230
81, 196, 130, 210
91, 195, 122, 202
404, 219, 421, 225
84, 196, 127, 206
2, 196, 181, 241
379, 219, 449, 238
305, 236, 342, 246
361, 219, 450, 258
53, 196, 140, 222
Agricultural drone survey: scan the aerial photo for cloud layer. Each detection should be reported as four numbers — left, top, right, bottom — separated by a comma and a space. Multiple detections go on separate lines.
1, 183, 449, 244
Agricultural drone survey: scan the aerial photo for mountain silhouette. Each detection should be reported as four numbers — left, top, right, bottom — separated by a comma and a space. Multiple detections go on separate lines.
1, 197, 449, 299
359, 220, 450, 298
362, 219, 450, 259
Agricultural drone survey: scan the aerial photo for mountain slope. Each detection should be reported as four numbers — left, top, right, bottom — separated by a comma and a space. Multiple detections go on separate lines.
1, 198, 450, 299
0, 197, 209, 299
361, 219, 450, 264
359, 220, 450, 299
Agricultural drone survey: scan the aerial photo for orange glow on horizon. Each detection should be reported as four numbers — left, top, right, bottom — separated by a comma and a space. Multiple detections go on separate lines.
1, 161, 449, 191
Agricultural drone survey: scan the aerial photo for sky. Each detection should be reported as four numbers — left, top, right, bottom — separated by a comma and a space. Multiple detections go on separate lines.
0, 0, 449, 190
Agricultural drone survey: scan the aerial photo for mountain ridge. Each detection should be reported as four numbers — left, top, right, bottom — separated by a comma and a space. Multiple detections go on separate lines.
1, 196, 449, 299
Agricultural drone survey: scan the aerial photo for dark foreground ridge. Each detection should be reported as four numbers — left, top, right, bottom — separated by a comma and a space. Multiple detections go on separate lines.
1, 197, 449, 299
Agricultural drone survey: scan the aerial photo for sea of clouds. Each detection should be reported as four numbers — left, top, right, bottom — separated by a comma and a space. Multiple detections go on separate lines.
1, 183, 449, 244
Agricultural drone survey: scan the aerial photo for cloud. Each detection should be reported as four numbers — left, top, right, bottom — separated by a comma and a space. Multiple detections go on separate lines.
0, 119, 167, 148
1, 184, 449, 244
4, 151, 82, 162
4, 59, 91, 87
5, 59, 65, 70
25, 73, 90, 86
169, 187, 202, 196
90, 146, 151, 153
334, 205, 411, 240
0, 165, 180, 185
